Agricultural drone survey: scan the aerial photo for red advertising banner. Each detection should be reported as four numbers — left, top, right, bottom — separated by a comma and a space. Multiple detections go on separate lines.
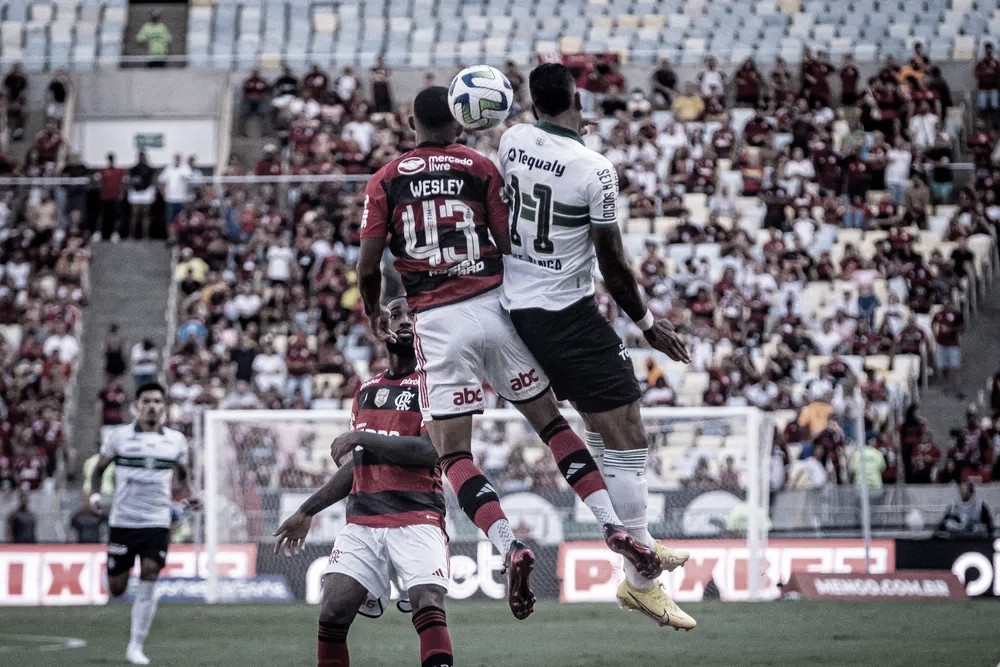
0, 545, 257, 606
558, 539, 896, 603
781, 571, 967, 600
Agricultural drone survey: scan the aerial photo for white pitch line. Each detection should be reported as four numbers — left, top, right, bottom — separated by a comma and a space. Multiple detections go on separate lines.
0, 634, 87, 652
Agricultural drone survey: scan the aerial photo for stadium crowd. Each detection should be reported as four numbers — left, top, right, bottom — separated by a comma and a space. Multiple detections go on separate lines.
3, 46, 1000, 495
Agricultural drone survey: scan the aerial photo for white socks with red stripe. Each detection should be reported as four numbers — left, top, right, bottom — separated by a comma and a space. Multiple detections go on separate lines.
601, 444, 656, 589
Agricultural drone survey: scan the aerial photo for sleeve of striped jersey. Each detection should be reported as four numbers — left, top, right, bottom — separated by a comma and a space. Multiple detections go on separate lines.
359, 170, 389, 239
586, 159, 619, 226
483, 159, 510, 240
99, 427, 118, 459
348, 393, 360, 430
175, 433, 189, 467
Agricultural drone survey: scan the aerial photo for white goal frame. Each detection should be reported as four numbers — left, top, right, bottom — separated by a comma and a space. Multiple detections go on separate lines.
201, 406, 771, 603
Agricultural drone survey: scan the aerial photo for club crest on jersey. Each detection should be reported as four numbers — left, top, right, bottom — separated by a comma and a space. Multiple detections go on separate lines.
398, 156, 426, 175
374, 388, 391, 407
394, 391, 414, 411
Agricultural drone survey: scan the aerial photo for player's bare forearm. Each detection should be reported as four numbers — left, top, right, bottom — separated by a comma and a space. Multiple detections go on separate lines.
299, 461, 355, 517
89, 455, 111, 499
357, 237, 386, 317
354, 432, 438, 467
591, 224, 646, 321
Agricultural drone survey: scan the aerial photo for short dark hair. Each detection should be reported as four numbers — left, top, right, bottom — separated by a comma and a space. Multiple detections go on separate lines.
135, 382, 166, 401
413, 86, 455, 131
529, 63, 575, 116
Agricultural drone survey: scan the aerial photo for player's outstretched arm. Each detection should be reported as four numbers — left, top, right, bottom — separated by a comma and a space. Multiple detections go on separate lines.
592, 224, 690, 364
331, 431, 438, 468
88, 454, 113, 511
273, 460, 355, 556
173, 463, 202, 510
357, 236, 395, 342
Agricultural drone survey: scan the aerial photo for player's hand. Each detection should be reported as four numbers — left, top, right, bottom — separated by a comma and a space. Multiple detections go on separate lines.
273, 511, 312, 556
330, 432, 362, 463
368, 306, 397, 343
643, 319, 691, 364
185, 497, 203, 511
89, 492, 103, 513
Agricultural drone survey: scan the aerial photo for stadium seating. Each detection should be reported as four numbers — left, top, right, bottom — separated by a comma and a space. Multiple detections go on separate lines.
184, 0, 999, 68
0, 0, 126, 70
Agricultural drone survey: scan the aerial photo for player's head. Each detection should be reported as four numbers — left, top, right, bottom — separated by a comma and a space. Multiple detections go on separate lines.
959, 480, 974, 501
134, 382, 166, 429
385, 297, 415, 358
409, 86, 460, 144
529, 63, 581, 123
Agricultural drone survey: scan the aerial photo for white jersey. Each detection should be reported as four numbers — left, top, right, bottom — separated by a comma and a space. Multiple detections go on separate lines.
100, 423, 188, 529
498, 122, 619, 312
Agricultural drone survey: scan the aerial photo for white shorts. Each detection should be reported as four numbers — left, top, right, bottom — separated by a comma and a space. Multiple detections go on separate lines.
323, 523, 450, 617
412, 289, 550, 419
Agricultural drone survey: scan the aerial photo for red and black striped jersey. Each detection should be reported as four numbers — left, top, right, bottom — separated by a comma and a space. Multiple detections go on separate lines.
359, 142, 509, 312
346, 370, 445, 529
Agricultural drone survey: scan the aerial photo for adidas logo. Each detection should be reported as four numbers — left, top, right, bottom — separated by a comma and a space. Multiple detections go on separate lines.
566, 462, 585, 478
432, 568, 446, 578
477, 483, 495, 497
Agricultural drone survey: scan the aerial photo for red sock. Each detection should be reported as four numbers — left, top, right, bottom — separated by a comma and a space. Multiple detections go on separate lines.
317, 621, 349, 667
540, 417, 607, 500
439, 452, 506, 534
412, 606, 454, 667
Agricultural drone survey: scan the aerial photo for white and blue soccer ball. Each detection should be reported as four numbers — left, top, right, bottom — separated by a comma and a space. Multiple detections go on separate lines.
447, 65, 514, 131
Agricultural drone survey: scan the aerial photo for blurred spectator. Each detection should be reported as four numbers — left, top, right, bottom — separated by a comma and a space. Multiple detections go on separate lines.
650, 58, 677, 108
130, 339, 160, 386
136, 11, 172, 68
98, 376, 128, 427
788, 444, 830, 489
937, 481, 995, 538
931, 297, 965, 398
672, 83, 705, 123
242, 68, 271, 130
849, 439, 887, 498
159, 153, 192, 231
370, 55, 395, 113
6, 491, 36, 543
126, 151, 156, 239
68, 494, 107, 543
718, 455, 740, 490
974, 42, 1000, 129
96, 152, 126, 241
2, 63, 27, 141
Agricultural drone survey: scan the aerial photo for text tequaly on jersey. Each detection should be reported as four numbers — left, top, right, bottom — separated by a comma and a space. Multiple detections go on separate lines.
505, 148, 567, 177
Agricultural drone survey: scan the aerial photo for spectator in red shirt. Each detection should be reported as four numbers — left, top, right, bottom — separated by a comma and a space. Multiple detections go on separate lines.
840, 55, 860, 106
285, 331, 315, 403
909, 435, 940, 484
97, 153, 125, 241
967, 118, 997, 169
242, 68, 271, 131
2, 62, 27, 140
33, 120, 64, 166
254, 144, 284, 177
734, 58, 762, 108
932, 297, 965, 397
303, 63, 329, 101
98, 377, 128, 427
974, 42, 1000, 128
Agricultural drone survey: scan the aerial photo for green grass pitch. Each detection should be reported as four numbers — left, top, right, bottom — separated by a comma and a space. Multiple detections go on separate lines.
2, 600, 997, 666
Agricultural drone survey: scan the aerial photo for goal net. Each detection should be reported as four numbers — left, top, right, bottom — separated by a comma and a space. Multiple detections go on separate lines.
199, 407, 772, 604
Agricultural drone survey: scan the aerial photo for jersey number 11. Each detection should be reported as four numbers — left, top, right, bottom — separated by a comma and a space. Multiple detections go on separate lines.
508, 175, 555, 255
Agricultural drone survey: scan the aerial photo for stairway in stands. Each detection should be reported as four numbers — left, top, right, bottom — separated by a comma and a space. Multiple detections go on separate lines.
69, 241, 173, 481
122, 2, 189, 66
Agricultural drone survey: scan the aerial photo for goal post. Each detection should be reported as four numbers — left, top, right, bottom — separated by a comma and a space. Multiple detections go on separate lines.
200, 406, 772, 604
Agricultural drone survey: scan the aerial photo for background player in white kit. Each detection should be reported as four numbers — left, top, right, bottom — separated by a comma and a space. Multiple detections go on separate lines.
89, 382, 198, 664
498, 63, 696, 630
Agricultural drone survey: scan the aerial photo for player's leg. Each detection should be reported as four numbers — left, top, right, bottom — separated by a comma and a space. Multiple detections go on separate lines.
124, 528, 171, 664
413, 298, 534, 619
320, 524, 391, 666
504, 300, 661, 579
318, 574, 368, 667
389, 525, 453, 667
408, 586, 452, 667
106, 527, 135, 597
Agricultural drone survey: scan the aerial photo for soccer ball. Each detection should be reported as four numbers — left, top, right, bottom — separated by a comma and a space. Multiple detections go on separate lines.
447, 65, 513, 131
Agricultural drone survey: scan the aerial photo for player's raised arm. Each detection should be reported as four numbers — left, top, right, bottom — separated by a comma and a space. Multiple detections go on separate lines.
357, 172, 395, 342
589, 168, 690, 364
273, 460, 355, 556
331, 431, 438, 468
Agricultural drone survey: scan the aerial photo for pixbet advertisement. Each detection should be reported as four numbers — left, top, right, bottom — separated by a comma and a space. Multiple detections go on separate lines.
558, 539, 896, 602
0, 545, 256, 606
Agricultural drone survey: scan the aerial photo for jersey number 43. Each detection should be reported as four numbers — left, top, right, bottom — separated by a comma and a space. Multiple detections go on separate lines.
402, 199, 481, 267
